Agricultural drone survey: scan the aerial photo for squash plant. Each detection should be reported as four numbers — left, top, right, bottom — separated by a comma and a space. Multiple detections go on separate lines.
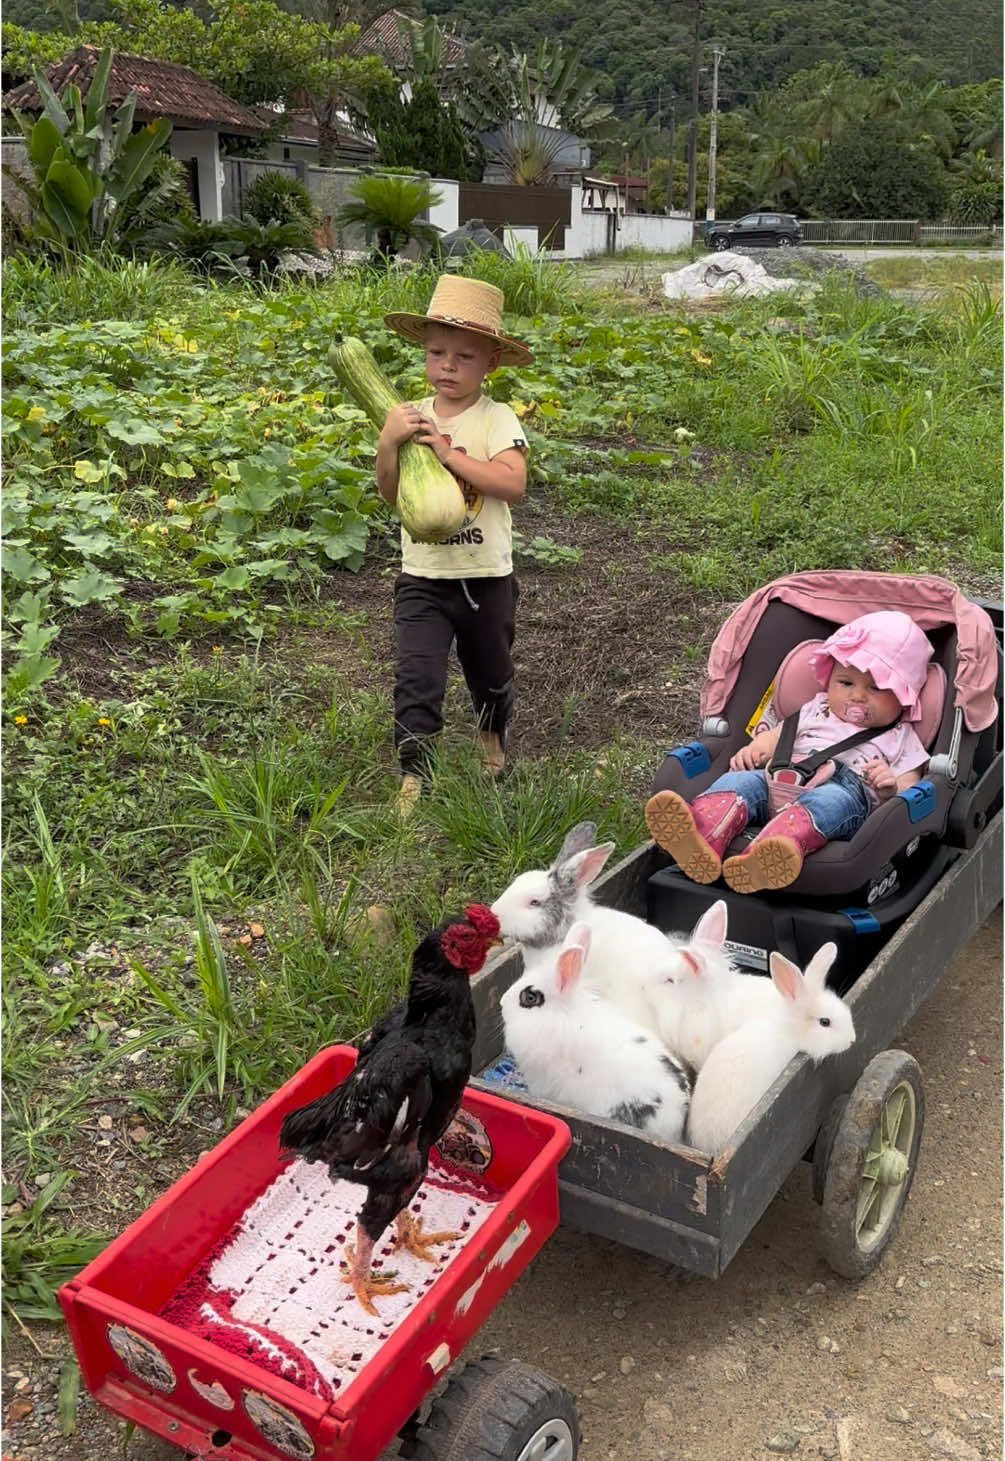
7, 47, 172, 251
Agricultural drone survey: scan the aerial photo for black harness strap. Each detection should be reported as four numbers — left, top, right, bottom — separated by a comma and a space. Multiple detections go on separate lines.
769, 710, 902, 780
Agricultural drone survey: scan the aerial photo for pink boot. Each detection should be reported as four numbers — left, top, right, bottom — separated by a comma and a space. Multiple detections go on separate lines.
722, 803, 828, 894
645, 790, 749, 884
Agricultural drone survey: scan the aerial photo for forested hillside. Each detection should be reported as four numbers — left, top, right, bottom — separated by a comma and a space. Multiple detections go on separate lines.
7, 0, 1000, 118
421, 0, 1001, 114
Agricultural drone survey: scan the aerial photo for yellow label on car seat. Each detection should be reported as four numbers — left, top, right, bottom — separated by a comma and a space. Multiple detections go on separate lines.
746, 679, 776, 737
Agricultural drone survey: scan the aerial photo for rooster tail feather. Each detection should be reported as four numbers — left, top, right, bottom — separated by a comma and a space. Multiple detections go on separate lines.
279, 1086, 347, 1155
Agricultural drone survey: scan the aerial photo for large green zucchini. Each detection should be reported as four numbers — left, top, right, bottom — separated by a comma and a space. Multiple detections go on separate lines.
329, 334, 465, 544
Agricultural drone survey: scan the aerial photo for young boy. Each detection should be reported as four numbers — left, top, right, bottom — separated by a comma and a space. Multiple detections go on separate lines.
376, 275, 533, 813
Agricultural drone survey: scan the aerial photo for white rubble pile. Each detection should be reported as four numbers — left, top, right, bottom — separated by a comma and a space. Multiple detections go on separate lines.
661, 249, 820, 300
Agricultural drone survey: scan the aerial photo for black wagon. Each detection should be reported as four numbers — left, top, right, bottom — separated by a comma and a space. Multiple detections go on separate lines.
470, 573, 1003, 1282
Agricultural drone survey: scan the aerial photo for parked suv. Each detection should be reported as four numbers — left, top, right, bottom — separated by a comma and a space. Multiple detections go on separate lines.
706, 212, 802, 250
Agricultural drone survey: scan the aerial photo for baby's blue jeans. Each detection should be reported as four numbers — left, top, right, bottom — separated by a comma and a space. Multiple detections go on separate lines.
708, 760, 871, 841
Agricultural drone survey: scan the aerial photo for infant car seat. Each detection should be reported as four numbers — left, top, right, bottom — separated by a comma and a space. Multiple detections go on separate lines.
646, 573, 1002, 990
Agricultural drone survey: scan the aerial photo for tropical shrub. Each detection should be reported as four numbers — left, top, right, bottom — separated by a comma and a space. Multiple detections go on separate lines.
335, 174, 443, 263
244, 170, 318, 232
5, 47, 172, 253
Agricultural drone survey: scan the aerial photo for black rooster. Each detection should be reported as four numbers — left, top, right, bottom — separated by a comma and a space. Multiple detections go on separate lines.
279, 904, 500, 1315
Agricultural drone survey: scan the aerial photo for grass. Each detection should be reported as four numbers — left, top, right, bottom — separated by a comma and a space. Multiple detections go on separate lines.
2, 245, 1001, 1322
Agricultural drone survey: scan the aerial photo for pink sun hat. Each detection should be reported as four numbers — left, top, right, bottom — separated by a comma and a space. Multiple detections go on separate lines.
809, 610, 934, 722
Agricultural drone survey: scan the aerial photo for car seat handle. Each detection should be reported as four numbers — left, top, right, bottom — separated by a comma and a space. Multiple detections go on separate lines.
928, 707, 963, 782
701, 716, 730, 738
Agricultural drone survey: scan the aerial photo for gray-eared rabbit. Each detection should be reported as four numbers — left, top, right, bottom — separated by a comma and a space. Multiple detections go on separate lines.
490, 821, 679, 1032
687, 942, 855, 1155
501, 923, 692, 1144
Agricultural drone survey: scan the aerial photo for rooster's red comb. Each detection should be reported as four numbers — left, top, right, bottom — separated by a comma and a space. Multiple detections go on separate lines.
464, 904, 501, 938
440, 904, 501, 973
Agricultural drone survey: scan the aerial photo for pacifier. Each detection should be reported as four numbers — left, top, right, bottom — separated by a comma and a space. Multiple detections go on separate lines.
844, 704, 869, 725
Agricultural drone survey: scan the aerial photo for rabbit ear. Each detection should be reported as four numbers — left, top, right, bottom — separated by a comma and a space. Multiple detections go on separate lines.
768, 951, 804, 1004
552, 822, 598, 869
556, 923, 590, 991
803, 941, 838, 992
680, 949, 704, 978
555, 844, 615, 894
692, 899, 727, 949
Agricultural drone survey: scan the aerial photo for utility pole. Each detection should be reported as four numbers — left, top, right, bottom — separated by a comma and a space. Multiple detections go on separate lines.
706, 45, 724, 221
666, 93, 676, 212
686, 0, 703, 221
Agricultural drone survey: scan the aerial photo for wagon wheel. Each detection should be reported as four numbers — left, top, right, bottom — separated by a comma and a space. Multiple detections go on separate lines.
811, 1094, 849, 1206
411, 1355, 580, 1461
818, 1050, 924, 1279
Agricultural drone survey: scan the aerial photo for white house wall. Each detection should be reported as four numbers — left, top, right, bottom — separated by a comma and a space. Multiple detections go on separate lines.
170, 130, 222, 221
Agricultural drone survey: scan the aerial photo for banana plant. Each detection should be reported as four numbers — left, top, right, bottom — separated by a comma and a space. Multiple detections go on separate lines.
8, 46, 172, 251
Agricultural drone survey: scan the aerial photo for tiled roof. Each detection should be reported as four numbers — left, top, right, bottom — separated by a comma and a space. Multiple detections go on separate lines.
3, 45, 267, 135
354, 11, 467, 72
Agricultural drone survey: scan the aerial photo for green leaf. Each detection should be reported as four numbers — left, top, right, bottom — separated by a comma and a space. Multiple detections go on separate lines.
58, 1360, 80, 1437
33, 68, 71, 138
60, 570, 124, 607
216, 564, 251, 589
63, 530, 117, 557
84, 48, 113, 133
27, 116, 62, 174
5, 588, 49, 624
44, 158, 93, 217
16, 621, 61, 656
4, 653, 61, 692
107, 120, 173, 207
106, 418, 167, 446
2, 547, 50, 583
73, 460, 105, 483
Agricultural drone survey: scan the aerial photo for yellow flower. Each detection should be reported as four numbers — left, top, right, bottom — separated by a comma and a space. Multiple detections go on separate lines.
97, 717, 111, 726
691, 348, 713, 367
27, 405, 46, 422
211, 645, 223, 655
14, 715, 27, 725
166, 498, 179, 512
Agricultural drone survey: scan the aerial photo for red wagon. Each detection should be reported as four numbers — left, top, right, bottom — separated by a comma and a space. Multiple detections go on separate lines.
59, 1046, 574, 1461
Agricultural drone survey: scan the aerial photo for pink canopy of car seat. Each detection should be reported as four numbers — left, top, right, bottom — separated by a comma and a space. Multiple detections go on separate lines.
701, 571, 999, 734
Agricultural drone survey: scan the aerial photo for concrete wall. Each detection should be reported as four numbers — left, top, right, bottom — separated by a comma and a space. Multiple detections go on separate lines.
427, 179, 459, 235
618, 212, 694, 253
1, 137, 32, 224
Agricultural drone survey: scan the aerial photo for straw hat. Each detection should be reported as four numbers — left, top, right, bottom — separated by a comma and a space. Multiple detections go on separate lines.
384, 276, 533, 367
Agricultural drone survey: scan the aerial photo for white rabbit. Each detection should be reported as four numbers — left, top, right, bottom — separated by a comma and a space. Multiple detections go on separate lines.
687, 942, 855, 1155
491, 821, 681, 1033
501, 923, 692, 1144
647, 901, 786, 1071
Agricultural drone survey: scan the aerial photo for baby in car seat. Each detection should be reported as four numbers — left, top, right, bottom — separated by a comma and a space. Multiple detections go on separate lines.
645, 610, 934, 894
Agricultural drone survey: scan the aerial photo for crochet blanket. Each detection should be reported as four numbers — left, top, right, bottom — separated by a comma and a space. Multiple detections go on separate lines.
160, 1156, 500, 1402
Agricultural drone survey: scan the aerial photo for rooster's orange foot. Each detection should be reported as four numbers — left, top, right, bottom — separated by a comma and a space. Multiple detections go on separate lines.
393, 1211, 461, 1262
341, 1244, 409, 1316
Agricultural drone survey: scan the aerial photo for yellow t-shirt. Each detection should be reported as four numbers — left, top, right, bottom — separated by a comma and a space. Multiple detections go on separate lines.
400, 394, 528, 579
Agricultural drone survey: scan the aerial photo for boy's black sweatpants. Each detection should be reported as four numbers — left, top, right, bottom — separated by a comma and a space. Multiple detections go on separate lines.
393, 572, 518, 775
